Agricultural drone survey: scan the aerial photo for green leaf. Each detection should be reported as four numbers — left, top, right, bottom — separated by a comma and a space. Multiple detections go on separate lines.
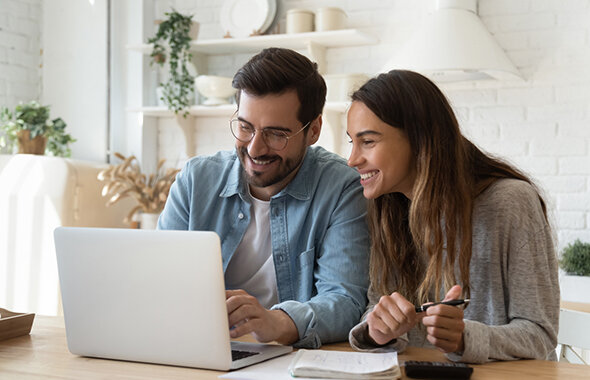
0, 101, 75, 156
560, 239, 590, 276
148, 9, 195, 116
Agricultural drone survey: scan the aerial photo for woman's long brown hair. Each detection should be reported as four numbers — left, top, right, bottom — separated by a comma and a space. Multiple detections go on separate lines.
352, 71, 547, 304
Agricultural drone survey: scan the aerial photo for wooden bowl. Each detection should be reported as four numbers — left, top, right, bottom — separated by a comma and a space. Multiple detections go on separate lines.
0, 307, 35, 341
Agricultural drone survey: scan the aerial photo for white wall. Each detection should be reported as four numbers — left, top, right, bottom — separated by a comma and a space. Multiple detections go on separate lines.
42, 0, 108, 163
1, 0, 589, 251
152, 0, 590, 252
0, 0, 42, 109
0, 0, 108, 162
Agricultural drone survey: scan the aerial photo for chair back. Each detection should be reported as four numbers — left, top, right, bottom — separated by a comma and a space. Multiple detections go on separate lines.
558, 307, 590, 364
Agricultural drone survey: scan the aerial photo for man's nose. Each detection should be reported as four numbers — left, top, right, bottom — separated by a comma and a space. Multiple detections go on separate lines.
247, 131, 270, 157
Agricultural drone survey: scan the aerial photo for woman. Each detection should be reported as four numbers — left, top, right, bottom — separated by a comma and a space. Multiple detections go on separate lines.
346, 70, 559, 363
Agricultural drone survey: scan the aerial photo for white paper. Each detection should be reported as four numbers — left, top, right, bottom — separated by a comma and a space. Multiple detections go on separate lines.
219, 352, 312, 380
219, 350, 399, 380
291, 350, 398, 375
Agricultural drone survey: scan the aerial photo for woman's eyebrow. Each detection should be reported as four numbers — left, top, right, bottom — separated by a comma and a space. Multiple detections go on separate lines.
354, 130, 382, 138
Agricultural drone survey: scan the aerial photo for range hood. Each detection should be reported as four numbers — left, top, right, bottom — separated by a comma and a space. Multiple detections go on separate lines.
384, 0, 522, 82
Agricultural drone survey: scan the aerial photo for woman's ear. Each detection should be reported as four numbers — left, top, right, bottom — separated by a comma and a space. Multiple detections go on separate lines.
306, 114, 322, 146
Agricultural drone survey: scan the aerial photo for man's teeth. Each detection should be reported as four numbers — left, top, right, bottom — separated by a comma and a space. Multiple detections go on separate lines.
360, 171, 378, 180
252, 158, 272, 165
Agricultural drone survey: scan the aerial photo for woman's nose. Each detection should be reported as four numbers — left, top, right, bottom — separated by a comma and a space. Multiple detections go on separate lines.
347, 146, 360, 168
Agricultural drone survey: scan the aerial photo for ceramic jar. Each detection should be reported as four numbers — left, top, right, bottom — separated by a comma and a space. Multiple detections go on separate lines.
315, 7, 346, 32
286, 9, 314, 34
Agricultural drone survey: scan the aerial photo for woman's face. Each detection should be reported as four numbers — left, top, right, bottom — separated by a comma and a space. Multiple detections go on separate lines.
347, 101, 416, 200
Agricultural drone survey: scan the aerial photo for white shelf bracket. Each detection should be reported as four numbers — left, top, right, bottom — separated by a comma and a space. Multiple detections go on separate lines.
306, 41, 327, 74
174, 114, 196, 157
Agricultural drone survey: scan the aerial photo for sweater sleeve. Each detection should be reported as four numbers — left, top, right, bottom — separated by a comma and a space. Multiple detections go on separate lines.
349, 320, 409, 353
448, 181, 559, 363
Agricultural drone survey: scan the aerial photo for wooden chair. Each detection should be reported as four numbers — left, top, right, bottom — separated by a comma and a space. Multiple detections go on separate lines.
558, 304, 590, 364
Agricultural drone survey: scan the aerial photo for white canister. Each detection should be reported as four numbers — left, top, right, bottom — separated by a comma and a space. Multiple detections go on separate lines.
286, 9, 314, 34
315, 7, 346, 32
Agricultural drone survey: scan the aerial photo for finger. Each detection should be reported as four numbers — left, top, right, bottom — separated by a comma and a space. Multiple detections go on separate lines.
443, 285, 462, 302
228, 302, 264, 327
377, 292, 416, 330
390, 293, 417, 320
371, 299, 401, 332
367, 315, 396, 345
226, 289, 247, 299
226, 292, 258, 314
425, 324, 464, 342
425, 304, 464, 319
229, 317, 259, 339
426, 333, 462, 353
422, 315, 465, 347
367, 310, 394, 336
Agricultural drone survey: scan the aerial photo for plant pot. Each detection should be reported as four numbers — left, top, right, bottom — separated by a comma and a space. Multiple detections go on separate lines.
139, 212, 160, 230
16, 130, 47, 155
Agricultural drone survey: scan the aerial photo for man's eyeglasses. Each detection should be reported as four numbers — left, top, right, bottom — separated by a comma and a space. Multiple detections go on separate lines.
229, 119, 310, 151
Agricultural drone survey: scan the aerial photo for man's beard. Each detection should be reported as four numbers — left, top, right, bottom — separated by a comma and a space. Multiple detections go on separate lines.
237, 146, 306, 189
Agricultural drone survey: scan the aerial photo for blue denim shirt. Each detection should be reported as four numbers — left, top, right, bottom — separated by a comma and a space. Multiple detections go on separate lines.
158, 146, 369, 348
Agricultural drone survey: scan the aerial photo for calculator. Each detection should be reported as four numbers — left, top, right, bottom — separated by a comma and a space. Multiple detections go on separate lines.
404, 360, 473, 379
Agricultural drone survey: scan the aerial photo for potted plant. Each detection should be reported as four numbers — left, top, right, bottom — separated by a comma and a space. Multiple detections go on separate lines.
0, 101, 76, 157
149, 9, 197, 116
97, 152, 180, 228
559, 239, 590, 303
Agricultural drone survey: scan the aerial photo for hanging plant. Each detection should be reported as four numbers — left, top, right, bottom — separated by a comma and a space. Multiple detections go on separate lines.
148, 9, 195, 116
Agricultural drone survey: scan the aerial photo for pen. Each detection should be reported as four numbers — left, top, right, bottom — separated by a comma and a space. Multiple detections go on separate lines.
415, 299, 470, 313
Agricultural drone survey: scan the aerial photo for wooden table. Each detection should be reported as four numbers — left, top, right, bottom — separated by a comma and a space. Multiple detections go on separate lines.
561, 300, 590, 313
1, 316, 589, 379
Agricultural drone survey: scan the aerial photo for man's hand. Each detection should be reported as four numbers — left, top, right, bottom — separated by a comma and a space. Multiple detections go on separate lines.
366, 292, 418, 345
420, 285, 465, 353
226, 289, 299, 345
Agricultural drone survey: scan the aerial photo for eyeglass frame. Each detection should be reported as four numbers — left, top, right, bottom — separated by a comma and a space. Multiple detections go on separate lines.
229, 116, 311, 151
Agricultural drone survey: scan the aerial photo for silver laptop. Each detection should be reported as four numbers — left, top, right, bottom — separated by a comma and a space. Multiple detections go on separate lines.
54, 227, 292, 370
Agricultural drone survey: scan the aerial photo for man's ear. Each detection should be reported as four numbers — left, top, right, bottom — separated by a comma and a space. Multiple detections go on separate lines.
306, 114, 322, 146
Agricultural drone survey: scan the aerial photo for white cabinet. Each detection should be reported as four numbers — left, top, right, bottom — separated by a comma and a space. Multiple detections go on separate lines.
126, 29, 378, 161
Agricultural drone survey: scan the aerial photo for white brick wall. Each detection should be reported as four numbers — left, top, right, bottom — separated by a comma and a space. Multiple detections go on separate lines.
0, 0, 42, 109
154, 0, 590, 252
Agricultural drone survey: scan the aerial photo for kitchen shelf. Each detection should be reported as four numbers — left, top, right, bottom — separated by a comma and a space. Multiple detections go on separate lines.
126, 28, 374, 159
127, 29, 378, 55
127, 105, 236, 117
127, 101, 349, 117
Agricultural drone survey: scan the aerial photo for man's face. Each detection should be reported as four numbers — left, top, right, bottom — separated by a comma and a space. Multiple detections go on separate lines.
234, 90, 318, 201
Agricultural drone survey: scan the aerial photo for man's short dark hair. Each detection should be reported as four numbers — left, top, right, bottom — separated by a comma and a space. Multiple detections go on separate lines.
232, 48, 327, 125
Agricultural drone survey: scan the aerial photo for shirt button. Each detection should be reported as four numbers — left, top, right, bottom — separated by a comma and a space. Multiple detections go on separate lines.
238, 212, 244, 219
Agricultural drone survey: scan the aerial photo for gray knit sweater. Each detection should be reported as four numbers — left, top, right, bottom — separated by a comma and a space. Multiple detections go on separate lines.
349, 179, 559, 363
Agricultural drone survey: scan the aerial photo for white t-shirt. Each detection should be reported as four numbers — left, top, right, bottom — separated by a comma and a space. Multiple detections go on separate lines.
224, 195, 279, 309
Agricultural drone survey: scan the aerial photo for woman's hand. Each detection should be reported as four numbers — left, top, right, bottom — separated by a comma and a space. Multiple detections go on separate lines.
366, 292, 418, 345
420, 285, 465, 353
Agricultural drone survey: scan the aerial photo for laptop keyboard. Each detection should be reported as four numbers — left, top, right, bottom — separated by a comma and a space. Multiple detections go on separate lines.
232, 349, 260, 361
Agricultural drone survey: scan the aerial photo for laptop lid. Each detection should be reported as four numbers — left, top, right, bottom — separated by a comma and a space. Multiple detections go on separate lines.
54, 227, 291, 371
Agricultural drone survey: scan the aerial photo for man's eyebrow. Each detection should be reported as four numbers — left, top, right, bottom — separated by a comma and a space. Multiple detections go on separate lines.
236, 117, 292, 132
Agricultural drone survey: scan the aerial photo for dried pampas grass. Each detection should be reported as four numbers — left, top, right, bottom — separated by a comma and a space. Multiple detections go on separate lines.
97, 152, 180, 223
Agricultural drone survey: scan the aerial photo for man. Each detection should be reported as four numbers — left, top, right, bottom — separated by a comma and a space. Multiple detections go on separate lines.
158, 48, 369, 348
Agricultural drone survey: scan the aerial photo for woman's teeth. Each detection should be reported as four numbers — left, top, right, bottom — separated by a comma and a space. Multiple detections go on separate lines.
360, 171, 378, 180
